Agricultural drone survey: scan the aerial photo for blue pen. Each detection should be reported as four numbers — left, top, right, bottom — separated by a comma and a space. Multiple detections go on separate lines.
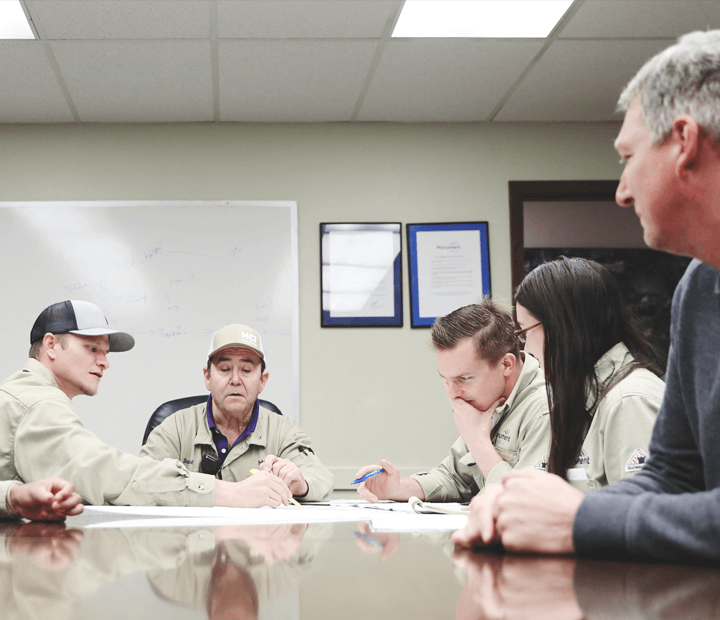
351, 468, 386, 485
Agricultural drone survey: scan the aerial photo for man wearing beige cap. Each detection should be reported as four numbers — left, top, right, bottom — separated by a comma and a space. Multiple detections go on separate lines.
141, 324, 333, 502
0, 301, 297, 509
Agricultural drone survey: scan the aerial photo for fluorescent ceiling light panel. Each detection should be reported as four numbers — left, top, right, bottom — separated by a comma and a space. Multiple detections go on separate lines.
393, 1, 574, 38
0, 0, 34, 39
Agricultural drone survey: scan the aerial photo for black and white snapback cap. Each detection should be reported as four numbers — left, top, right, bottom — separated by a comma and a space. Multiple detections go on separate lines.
30, 300, 135, 352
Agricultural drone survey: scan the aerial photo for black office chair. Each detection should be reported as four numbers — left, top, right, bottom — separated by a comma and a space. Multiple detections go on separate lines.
142, 395, 282, 446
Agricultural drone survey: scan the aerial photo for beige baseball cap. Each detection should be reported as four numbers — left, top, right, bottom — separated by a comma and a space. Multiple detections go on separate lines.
208, 324, 265, 360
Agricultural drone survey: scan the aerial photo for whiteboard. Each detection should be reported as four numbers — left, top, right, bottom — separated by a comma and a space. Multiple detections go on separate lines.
0, 201, 299, 456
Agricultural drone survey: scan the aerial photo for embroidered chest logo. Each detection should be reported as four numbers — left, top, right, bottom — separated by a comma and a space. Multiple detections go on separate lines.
495, 430, 511, 447
533, 455, 548, 471
625, 448, 649, 472
574, 452, 590, 467
183, 458, 194, 465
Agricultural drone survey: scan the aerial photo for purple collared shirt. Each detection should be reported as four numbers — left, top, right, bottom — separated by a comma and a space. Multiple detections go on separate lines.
206, 395, 260, 463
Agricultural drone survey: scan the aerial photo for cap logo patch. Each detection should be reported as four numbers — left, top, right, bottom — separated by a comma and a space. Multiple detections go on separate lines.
242, 331, 258, 345
625, 448, 649, 472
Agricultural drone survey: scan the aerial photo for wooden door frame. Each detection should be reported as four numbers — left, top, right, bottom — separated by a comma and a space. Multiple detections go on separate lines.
509, 180, 620, 292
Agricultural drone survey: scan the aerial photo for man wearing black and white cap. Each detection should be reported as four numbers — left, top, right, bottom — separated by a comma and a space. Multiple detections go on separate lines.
141, 323, 333, 502
0, 301, 297, 508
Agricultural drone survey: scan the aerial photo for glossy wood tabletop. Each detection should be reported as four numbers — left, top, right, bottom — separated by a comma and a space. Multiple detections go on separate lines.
2, 516, 719, 620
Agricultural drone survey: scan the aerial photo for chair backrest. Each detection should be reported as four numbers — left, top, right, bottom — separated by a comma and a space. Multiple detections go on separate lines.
142, 395, 282, 446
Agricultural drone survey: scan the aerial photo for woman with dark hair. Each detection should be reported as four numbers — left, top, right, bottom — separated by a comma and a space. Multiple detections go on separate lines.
514, 256, 666, 490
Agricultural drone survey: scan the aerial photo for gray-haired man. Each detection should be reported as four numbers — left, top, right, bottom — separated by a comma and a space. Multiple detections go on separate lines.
454, 31, 720, 561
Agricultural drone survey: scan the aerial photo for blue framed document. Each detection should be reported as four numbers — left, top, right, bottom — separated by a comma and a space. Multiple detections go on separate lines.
321, 223, 403, 327
407, 222, 491, 328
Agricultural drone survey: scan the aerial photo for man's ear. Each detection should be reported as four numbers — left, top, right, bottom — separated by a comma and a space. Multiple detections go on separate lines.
672, 114, 701, 179
203, 366, 211, 390
43, 333, 60, 361
258, 370, 269, 394
501, 353, 516, 376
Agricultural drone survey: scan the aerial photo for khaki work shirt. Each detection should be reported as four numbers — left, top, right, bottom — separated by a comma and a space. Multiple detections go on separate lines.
0, 359, 215, 507
410, 353, 551, 502
568, 342, 665, 491
140, 403, 334, 502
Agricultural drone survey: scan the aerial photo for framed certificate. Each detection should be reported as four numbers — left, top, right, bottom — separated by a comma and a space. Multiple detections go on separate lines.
320, 222, 403, 327
407, 222, 491, 328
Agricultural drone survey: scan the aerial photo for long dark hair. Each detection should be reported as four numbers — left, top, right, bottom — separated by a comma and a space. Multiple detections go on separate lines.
515, 257, 665, 479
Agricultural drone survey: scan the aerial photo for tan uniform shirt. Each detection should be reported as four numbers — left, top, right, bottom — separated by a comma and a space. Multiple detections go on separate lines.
0, 359, 215, 506
568, 342, 665, 491
140, 403, 334, 501
0, 481, 20, 519
410, 353, 551, 502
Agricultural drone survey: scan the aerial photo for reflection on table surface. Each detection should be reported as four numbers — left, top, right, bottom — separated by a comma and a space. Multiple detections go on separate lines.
2, 516, 720, 620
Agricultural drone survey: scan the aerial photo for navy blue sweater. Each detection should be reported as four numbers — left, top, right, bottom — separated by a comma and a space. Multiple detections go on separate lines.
574, 260, 720, 561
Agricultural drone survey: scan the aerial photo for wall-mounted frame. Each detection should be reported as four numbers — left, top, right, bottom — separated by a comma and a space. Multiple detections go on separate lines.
407, 222, 490, 328
320, 222, 402, 327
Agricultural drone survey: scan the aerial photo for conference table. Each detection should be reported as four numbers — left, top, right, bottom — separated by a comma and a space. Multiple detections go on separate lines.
2, 508, 719, 620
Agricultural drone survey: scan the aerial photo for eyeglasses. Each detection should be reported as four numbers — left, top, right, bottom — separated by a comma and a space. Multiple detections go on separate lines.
514, 321, 542, 344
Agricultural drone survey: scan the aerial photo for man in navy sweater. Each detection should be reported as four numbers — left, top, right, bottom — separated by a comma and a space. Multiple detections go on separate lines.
454, 30, 720, 561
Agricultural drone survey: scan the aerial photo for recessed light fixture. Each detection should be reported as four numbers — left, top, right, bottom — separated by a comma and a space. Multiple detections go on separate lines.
0, 0, 35, 39
392, 0, 575, 38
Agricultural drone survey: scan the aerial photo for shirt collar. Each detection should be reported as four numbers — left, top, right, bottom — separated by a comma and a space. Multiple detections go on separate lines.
593, 342, 632, 384
25, 358, 66, 393
585, 342, 633, 413
206, 397, 260, 450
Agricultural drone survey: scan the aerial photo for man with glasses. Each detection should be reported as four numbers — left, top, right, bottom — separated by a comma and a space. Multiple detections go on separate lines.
355, 298, 551, 503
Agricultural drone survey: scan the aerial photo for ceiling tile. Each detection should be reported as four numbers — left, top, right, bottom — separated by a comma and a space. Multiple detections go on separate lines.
51, 40, 213, 122
218, 40, 377, 121
4, 0, 720, 124
358, 40, 544, 122
494, 39, 672, 121
217, 0, 400, 39
559, 0, 720, 39
0, 42, 74, 122
29, 0, 209, 40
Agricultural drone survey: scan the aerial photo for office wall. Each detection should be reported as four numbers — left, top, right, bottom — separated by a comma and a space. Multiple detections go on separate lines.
0, 121, 622, 487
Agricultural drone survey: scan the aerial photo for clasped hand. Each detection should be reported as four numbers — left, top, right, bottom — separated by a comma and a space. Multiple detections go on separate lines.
8, 478, 84, 522
233, 469, 292, 508
452, 469, 583, 554
260, 454, 309, 497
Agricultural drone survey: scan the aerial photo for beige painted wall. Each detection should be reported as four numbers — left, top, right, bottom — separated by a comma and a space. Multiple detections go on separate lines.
0, 121, 622, 488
